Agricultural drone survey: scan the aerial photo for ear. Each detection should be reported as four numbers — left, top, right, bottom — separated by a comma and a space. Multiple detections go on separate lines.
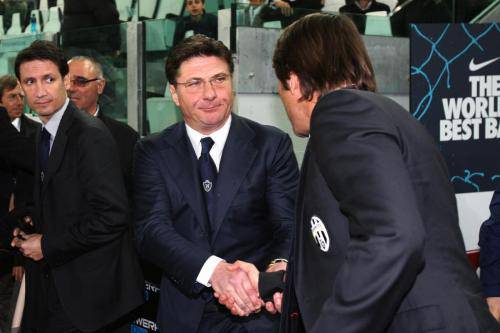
97, 79, 106, 95
169, 83, 180, 107
63, 74, 70, 91
287, 72, 303, 100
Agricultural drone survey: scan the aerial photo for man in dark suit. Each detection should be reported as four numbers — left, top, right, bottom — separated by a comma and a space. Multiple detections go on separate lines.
10, 40, 143, 333
480, 187, 500, 321
267, 13, 498, 332
173, 0, 218, 45
134, 34, 299, 332
0, 74, 39, 332
67, 56, 139, 200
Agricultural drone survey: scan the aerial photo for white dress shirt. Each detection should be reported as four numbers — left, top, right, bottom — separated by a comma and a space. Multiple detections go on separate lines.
11, 117, 21, 132
185, 115, 232, 287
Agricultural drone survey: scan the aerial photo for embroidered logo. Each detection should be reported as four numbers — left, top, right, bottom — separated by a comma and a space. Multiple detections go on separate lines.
202, 180, 212, 192
310, 215, 330, 252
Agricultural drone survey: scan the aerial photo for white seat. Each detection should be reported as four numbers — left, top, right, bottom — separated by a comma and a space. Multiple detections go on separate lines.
263, 20, 281, 29
139, 0, 157, 19
39, 0, 49, 24
146, 97, 182, 133
365, 14, 392, 36
0, 15, 4, 37
24, 9, 41, 34
57, 0, 64, 11
155, 0, 184, 18
43, 6, 61, 33
6, 13, 23, 36
116, 0, 133, 21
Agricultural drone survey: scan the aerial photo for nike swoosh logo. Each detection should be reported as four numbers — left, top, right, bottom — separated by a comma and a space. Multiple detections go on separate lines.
469, 57, 500, 71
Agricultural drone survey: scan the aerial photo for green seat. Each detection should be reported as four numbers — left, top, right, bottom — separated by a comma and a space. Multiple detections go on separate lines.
146, 97, 183, 133
365, 15, 392, 36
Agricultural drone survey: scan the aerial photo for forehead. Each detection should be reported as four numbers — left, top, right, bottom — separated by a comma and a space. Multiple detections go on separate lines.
19, 59, 61, 79
68, 59, 95, 76
177, 56, 230, 79
4, 84, 21, 93
186, 0, 202, 5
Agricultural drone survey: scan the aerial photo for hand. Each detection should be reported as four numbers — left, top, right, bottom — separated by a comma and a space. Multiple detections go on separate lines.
12, 266, 24, 282
11, 229, 44, 261
264, 261, 286, 313
211, 261, 262, 316
486, 297, 500, 321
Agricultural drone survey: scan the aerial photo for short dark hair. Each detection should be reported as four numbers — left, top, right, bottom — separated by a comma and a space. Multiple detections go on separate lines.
273, 13, 376, 100
0, 75, 19, 99
14, 40, 69, 79
165, 34, 233, 85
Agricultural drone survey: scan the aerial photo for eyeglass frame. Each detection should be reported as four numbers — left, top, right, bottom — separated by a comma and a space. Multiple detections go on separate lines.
69, 77, 102, 88
174, 73, 231, 92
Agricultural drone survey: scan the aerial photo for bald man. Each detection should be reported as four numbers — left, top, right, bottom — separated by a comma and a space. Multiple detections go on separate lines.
67, 56, 139, 200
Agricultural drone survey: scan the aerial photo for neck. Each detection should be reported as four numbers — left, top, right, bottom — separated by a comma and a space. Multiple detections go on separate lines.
87, 105, 98, 117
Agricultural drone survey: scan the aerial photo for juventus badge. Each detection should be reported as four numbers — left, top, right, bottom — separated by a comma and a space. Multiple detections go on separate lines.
310, 215, 330, 252
202, 180, 212, 192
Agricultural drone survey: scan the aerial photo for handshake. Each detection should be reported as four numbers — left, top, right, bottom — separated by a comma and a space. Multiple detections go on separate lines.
210, 260, 286, 317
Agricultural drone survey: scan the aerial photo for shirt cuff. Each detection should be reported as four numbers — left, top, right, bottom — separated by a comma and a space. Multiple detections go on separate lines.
196, 255, 224, 287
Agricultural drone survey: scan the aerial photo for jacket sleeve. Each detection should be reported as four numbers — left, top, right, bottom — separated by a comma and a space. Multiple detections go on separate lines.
479, 188, 500, 297
309, 92, 425, 332
265, 132, 299, 262
133, 139, 212, 296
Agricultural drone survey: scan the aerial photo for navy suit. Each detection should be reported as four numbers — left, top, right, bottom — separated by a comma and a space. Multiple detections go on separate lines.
134, 114, 298, 332
281, 89, 499, 333
479, 187, 500, 297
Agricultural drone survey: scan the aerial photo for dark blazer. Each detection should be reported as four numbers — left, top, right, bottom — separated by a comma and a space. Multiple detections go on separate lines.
23, 103, 143, 332
0, 111, 37, 247
97, 108, 139, 201
134, 114, 299, 332
479, 187, 500, 297
281, 89, 499, 333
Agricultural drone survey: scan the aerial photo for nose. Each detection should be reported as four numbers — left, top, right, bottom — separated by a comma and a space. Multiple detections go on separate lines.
201, 80, 217, 100
34, 81, 47, 98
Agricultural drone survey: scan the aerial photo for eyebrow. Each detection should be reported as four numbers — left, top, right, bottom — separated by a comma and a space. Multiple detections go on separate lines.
184, 72, 229, 81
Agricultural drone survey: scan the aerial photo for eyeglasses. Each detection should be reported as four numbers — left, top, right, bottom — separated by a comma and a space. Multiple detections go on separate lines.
70, 77, 101, 87
175, 74, 230, 93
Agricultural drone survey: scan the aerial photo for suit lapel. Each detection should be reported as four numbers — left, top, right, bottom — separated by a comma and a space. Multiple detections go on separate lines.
211, 116, 257, 239
41, 105, 74, 194
160, 123, 211, 235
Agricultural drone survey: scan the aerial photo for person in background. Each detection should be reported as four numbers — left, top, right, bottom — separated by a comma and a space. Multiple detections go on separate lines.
67, 56, 139, 202
339, 0, 391, 14
479, 187, 500, 321
173, 0, 218, 45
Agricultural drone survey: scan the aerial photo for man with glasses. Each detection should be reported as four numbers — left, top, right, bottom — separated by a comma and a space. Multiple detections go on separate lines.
67, 56, 139, 201
134, 34, 299, 332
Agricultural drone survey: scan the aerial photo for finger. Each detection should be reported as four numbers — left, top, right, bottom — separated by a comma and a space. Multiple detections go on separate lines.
233, 273, 260, 311
11, 237, 22, 248
265, 301, 277, 314
273, 292, 283, 313
12, 228, 21, 237
24, 216, 33, 226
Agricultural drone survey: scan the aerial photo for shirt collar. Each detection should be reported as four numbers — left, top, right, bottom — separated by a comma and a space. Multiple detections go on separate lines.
11, 117, 21, 132
43, 98, 70, 139
185, 115, 232, 169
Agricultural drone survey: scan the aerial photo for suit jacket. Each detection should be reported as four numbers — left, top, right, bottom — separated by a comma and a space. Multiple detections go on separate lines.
281, 90, 499, 333
0, 111, 37, 248
97, 108, 139, 202
23, 102, 143, 332
479, 187, 500, 297
134, 114, 299, 332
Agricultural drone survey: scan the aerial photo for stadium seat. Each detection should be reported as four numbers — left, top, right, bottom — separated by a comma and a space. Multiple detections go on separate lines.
6, 13, 23, 36
146, 97, 182, 133
43, 6, 61, 33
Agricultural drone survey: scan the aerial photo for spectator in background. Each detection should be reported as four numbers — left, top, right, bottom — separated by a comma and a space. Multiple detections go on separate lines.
67, 56, 139, 204
173, 0, 218, 45
339, 0, 391, 14
0, 74, 38, 333
267, 0, 324, 27
479, 187, 500, 321
61, 0, 121, 55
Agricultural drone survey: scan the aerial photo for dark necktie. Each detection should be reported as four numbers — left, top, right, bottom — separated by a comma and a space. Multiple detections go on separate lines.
39, 128, 50, 182
199, 137, 217, 230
